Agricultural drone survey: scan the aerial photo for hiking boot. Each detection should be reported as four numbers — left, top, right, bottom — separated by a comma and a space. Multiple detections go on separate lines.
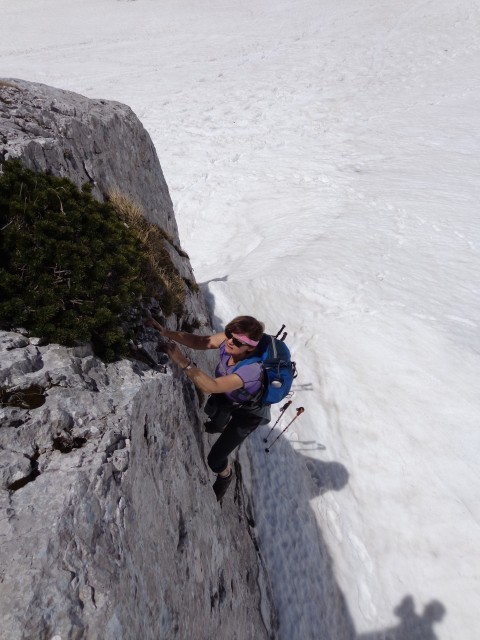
204, 420, 225, 434
212, 470, 233, 502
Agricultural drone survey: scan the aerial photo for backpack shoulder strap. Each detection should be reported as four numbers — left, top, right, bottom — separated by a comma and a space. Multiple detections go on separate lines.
232, 353, 262, 371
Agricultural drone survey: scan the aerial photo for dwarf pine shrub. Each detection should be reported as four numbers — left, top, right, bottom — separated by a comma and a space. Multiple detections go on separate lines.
0, 160, 147, 360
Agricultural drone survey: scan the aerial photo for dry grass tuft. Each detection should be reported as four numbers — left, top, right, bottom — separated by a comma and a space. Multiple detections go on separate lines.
108, 189, 188, 316
0, 80, 20, 90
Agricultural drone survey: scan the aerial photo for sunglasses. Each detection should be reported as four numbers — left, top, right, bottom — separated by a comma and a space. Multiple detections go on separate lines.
225, 329, 249, 348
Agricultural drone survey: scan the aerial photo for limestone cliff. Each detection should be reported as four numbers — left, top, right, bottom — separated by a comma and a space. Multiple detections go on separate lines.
0, 80, 275, 639
0, 79, 175, 236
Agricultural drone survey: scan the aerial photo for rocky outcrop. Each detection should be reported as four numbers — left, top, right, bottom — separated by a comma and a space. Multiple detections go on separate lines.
0, 80, 275, 639
0, 333, 273, 639
0, 79, 176, 237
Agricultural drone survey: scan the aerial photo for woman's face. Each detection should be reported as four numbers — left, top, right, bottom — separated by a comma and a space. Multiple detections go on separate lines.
224, 331, 254, 357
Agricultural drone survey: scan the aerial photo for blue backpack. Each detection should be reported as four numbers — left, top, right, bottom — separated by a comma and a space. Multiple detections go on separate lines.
233, 327, 297, 406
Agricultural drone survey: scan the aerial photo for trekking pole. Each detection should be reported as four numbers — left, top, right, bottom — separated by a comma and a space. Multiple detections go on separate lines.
263, 400, 292, 443
275, 324, 286, 339
265, 407, 305, 453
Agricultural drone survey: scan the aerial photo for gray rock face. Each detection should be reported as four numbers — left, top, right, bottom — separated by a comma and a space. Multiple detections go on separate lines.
0, 78, 176, 238
0, 333, 273, 639
0, 80, 275, 639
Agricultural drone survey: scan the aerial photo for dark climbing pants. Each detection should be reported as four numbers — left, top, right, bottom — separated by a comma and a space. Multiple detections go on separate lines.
205, 394, 270, 474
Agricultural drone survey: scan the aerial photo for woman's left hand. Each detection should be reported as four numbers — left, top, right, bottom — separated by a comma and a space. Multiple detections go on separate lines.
163, 340, 189, 368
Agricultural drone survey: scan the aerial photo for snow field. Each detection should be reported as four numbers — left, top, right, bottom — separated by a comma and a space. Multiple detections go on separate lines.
1, 0, 480, 638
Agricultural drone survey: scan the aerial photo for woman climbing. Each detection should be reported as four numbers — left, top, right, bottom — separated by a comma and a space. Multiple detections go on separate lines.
145, 315, 270, 501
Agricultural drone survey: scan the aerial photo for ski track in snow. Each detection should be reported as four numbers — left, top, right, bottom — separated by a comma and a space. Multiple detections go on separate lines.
1, 0, 480, 638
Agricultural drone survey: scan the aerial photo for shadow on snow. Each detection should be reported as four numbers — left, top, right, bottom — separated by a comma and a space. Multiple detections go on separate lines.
242, 422, 446, 640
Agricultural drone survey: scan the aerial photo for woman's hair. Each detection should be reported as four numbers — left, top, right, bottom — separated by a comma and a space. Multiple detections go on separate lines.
225, 316, 264, 341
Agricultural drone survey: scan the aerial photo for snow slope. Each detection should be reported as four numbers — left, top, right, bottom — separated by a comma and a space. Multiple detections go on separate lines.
1, 0, 479, 638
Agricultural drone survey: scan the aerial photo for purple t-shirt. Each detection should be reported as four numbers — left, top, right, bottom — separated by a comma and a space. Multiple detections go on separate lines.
215, 342, 263, 403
